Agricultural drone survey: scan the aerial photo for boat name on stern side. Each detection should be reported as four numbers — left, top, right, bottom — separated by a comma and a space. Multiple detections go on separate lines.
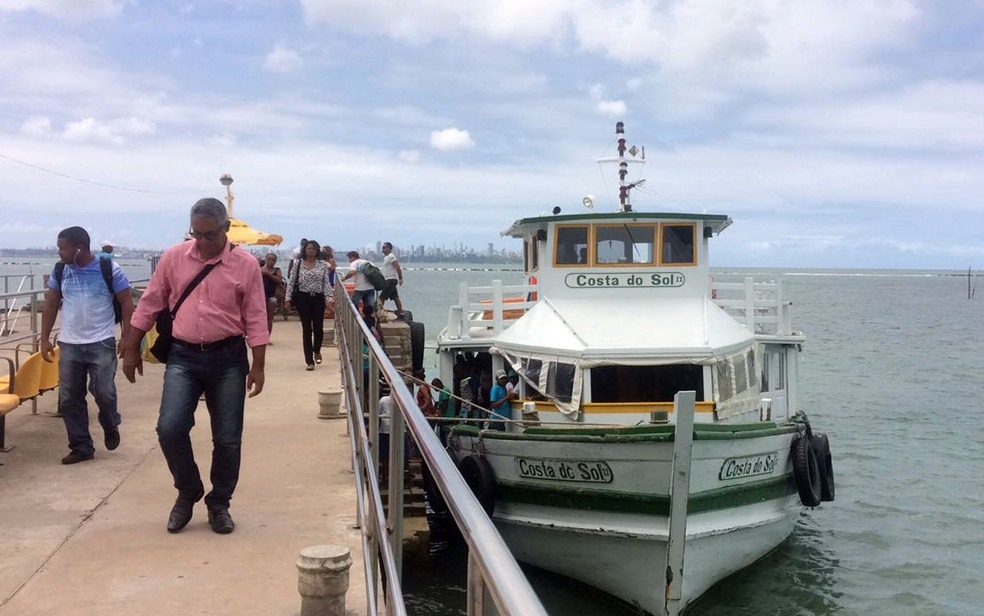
516, 457, 614, 483
719, 452, 779, 480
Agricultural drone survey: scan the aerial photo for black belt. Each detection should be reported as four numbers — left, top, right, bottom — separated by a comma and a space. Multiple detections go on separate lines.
173, 335, 244, 352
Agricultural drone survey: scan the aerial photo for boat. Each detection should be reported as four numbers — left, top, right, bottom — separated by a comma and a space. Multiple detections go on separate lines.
434, 123, 835, 615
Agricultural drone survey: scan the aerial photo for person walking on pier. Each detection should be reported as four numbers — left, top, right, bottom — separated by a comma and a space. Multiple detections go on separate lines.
284, 240, 332, 370
342, 250, 376, 313
40, 226, 134, 464
122, 198, 269, 535
379, 241, 404, 316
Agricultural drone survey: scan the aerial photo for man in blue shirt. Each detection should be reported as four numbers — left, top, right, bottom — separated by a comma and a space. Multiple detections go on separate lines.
40, 226, 134, 464
488, 370, 514, 431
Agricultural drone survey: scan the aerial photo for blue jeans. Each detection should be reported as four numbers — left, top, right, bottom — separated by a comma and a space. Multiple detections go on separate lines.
59, 338, 120, 456
351, 289, 376, 313
157, 340, 248, 511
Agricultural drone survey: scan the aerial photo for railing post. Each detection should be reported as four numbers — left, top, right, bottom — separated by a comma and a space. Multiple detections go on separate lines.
458, 282, 470, 336
664, 391, 696, 616
387, 387, 405, 585
491, 280, 503, 333
743, 276, 755, 332
467, 552, 487, 616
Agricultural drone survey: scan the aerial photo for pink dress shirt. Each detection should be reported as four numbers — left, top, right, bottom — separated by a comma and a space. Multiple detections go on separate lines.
131, 240, 271, 347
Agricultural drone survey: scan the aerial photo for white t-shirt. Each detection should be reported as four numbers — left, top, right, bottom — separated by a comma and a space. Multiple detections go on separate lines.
381, 253, 399, 280
379, 395, 393, 434
349, 259, 374, 291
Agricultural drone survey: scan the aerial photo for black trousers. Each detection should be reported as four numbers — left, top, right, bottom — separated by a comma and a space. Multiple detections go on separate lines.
293, 292, 326, 365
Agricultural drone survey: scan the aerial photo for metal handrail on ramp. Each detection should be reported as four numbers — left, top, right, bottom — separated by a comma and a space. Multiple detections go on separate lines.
334, 284, 548, 616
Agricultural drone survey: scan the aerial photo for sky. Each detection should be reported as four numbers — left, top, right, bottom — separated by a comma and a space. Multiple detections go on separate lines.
1, 0, 983, 269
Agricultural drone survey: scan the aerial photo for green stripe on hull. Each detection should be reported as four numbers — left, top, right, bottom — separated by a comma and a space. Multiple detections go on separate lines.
452, 422, 799, 443
496, 475, 797, 516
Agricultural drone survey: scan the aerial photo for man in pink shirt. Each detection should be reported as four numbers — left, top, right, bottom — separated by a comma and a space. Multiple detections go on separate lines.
122, 198, 268, 535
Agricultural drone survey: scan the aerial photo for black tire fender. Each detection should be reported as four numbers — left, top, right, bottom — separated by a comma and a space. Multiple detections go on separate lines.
409, 321, 425, 373
400, 310, 413, 322
459, 454, 496, 516
809, 432, 835, 502
791, 434, 822, 507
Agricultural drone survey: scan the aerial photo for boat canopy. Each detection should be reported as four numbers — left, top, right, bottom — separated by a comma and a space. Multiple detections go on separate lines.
491, 296, 755, 366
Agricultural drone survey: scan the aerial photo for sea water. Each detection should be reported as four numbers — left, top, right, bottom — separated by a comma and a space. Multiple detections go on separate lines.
395, 267, 984, 616
3, 259, 982, 615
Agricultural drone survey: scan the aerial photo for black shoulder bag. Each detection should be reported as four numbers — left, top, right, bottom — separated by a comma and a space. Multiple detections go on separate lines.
149, 263, 219, 363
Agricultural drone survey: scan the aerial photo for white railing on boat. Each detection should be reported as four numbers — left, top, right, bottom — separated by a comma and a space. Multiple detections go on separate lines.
711, 274, 796, 336
445, 280, 536, 339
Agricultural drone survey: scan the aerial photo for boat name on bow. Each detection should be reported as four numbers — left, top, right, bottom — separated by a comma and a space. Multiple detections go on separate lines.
516, 457, 614, 483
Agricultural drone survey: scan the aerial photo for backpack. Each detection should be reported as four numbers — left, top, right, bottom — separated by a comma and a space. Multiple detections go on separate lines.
54, 257, 123, 323
360, 261, 387, 291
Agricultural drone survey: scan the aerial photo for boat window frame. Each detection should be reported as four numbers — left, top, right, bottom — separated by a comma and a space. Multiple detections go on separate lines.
592, 223, 657, 267
659, 222, 698, 266
527, 234, 540, 273
553, 224, 592, 267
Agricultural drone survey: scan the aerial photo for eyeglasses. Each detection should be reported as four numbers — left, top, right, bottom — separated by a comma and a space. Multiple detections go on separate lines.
188, 228, 224, 241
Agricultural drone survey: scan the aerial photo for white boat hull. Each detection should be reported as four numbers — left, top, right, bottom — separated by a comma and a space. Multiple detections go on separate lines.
496, 498, 799, 614
450, 425, 805, 615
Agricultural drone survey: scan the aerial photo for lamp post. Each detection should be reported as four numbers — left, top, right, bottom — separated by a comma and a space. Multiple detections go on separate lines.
219, 173, 234, 217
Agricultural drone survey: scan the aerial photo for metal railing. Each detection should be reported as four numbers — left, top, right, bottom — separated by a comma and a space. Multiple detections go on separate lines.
335, 284, 548, 616
711, 274, 796, 336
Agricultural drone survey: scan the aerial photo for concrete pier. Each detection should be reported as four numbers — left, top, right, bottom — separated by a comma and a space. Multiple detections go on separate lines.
0, 319, 367, 615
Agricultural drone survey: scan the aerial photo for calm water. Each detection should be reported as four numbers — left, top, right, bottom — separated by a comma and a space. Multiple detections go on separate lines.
3, 259, 982, 615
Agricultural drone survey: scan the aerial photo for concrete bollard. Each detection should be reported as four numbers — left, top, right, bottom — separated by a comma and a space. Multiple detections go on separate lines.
297, 545, 352, 616
318, 389, 343, 420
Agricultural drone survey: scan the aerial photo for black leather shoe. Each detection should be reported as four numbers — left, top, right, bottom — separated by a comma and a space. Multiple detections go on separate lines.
61, 450, 94, 465
105, 427, 120, 451
207, 508, 235, 534
167, 490, 204, 534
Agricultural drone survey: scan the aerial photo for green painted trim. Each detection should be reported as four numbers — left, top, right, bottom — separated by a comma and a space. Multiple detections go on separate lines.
513, 212, 730, 227
451, 421, 798, 444
496, 475, 796, 516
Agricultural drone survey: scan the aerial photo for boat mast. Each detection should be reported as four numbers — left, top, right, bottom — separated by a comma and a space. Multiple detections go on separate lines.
617, 122, 631, 212
614, 122, 646, 212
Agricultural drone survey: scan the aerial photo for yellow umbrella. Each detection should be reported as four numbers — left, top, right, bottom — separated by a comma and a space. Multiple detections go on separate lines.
226, 217, 283, 246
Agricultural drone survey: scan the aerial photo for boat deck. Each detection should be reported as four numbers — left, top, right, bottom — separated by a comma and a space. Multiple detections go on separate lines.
0, 319, 367, 615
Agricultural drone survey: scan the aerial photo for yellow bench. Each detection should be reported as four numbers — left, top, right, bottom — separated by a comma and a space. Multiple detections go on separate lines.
0, 351, 43, 452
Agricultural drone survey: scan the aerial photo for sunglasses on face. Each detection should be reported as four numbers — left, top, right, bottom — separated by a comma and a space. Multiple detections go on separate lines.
188, 228, 223, 241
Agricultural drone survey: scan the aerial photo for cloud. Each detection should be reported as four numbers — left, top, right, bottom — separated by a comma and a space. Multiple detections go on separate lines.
263, 45, 303, 73
398, 149, 421, 163
61, 116, 156, 145
597, 100, 626, 116
429, 128, 474, 151
0, 0, 124, 19
21, 115, 52, 138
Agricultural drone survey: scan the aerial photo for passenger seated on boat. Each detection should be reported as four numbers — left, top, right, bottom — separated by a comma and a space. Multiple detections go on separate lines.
577, 247, 587, 264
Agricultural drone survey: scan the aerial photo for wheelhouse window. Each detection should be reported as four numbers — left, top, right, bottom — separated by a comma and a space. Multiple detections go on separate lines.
661, 223, 696, 265
555, 225, 589, 266
595, 224, 656, 265
591, 364, 703, 403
